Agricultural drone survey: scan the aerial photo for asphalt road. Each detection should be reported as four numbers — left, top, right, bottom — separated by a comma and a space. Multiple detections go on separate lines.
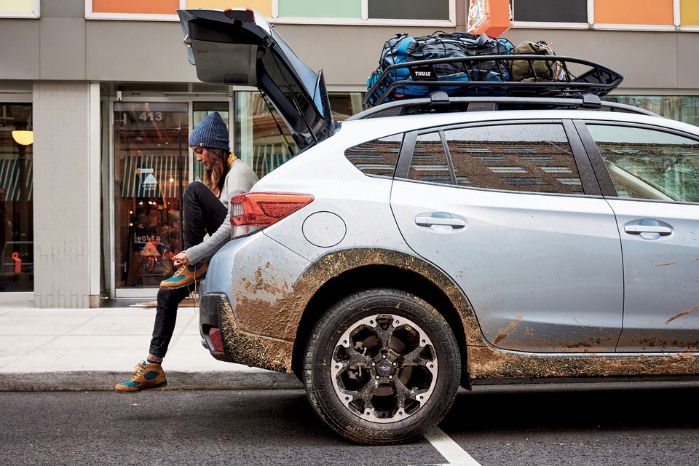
1, 382, 697, 466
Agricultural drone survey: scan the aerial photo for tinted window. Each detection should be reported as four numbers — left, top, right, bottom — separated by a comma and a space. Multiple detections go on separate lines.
369, 0, 449, 20
512, 0, 588, 23
587, 124, 699, 202
405, 123, 582, 194
345, 134, 403, 177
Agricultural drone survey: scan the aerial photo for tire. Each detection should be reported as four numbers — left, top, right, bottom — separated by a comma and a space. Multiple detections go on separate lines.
303, 288, 461, 445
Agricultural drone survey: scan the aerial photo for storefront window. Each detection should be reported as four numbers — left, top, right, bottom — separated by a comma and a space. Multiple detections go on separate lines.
233, 91, 364, 178
113, 102, 188, 289
233, 92, 295, 177
605, 96, 699, 127
0, 103, 33, 292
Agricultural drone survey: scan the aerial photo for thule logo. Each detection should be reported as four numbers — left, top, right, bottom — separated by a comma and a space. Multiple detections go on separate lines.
409, 65, 438, 80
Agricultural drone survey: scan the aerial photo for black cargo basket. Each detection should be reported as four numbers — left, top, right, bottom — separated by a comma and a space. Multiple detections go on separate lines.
364, 55, 624, 107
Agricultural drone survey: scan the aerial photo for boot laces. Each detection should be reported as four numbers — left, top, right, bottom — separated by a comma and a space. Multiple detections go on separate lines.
172, 264, 188, 277
132, 361, 148, 379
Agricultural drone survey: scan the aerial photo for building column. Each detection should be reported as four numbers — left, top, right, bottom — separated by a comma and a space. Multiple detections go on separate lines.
32, 81, 101, 308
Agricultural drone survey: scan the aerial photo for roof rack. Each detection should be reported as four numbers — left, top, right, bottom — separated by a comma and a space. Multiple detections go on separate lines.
363, 55, 624, 107
350, 92, 658, 120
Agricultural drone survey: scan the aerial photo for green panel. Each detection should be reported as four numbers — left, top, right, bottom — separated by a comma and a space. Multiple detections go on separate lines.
278, 0, 361, 18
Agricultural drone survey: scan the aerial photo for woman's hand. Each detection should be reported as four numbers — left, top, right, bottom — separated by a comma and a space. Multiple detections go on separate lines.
173, 251, 189, 268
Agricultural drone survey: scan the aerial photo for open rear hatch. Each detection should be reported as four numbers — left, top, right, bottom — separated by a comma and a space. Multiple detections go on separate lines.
178, 8, 334, 151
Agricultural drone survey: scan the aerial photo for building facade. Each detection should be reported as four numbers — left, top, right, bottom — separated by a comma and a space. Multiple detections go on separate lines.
1, 0, 698, 307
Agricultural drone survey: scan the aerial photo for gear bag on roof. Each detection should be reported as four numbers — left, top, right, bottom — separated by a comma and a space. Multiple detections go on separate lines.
511, 40, 562, 82
366, 31, 514, 106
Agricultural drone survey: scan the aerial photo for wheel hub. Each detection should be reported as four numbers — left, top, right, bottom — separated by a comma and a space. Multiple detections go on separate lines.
375, 358, 394, 377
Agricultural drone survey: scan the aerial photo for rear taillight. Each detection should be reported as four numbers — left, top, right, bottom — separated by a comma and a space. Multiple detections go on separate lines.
230, 192, 314, 228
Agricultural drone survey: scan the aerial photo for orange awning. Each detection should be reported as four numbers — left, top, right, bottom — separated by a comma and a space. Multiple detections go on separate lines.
467, 0, 512, 37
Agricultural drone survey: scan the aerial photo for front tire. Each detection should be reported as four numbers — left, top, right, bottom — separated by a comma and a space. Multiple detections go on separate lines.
303, 288, 461, 445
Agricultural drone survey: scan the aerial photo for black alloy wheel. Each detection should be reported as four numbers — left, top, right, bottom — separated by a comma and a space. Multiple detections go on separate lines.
303, 288, 461, 445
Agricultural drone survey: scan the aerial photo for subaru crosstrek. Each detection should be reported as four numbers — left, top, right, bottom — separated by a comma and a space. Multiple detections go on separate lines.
178, 9, 699, 445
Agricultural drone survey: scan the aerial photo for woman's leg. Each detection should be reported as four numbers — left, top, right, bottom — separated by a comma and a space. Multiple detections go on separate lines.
182, 181, 227, 249
114, 285, 192, 392
148, 285, 193, 358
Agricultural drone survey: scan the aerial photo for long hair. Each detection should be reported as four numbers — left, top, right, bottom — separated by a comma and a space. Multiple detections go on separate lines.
202, 148, 230, 197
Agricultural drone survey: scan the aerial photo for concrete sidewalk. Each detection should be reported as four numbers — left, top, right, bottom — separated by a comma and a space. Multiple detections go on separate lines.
0, 301, 302, 391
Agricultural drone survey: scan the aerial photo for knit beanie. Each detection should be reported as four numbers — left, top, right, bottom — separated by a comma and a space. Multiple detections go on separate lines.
189, 111, 230, 151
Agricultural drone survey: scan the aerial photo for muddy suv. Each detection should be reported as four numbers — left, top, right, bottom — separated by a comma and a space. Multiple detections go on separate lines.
178, 9, 699, 445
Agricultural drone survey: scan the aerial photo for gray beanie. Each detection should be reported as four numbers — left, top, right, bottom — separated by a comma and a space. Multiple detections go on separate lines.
189, 111, 229, 151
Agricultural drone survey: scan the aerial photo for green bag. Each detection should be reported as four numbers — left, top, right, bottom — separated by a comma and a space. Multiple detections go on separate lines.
511, 40, 560, 82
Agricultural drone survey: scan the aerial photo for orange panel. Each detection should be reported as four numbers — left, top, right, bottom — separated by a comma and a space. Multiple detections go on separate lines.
92, 0, 179, 15
468, 0, 511, 37
595, 0, 673, 25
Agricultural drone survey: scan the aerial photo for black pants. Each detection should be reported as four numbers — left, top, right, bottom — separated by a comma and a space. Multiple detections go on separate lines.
148, 181, 227, 358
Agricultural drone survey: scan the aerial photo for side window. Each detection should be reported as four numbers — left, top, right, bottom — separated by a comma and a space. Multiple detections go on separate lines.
408, 131, 453, 184
586, 124, 699, 203
416, 123, 582, 194
344, 134, 403, 177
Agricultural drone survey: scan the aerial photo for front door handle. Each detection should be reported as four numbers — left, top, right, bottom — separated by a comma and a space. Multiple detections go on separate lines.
623, 219, 673, 240
624, 225, 672, 236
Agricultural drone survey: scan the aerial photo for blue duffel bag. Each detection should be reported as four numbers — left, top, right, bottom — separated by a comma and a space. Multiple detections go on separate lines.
366, 31, 513, 105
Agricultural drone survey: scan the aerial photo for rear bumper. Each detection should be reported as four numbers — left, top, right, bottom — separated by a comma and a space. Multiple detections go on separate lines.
199, 292, 294, 373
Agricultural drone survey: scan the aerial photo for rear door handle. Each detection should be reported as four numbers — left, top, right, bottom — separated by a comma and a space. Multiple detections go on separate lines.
415, 214, 466, 229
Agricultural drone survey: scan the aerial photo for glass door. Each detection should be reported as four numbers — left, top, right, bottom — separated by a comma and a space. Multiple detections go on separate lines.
113, 102, 188, 290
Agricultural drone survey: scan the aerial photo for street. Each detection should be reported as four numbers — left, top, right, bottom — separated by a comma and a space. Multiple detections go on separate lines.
1, 381, 697, 465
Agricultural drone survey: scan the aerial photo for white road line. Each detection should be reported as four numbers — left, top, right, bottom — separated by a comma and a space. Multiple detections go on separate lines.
424, 426, 481, 466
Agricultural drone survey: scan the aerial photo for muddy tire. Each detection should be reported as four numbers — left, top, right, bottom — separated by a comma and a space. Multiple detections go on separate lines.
303, 288, 461, 445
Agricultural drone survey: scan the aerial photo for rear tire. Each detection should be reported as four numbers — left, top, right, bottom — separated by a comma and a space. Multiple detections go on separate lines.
303, 288, 461, 445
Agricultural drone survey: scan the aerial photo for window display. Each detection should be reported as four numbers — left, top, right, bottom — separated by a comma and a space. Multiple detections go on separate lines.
0, 103, 33, 292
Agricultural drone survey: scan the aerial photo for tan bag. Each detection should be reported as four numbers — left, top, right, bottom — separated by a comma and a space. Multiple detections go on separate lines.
511, 41, 561, 82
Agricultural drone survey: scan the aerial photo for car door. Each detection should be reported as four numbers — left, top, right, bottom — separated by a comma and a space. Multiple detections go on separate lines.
581, 121, 699, 352
390, 119, 624, 353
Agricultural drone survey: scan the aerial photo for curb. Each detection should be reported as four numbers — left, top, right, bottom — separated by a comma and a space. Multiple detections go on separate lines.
0, 371, 305, 392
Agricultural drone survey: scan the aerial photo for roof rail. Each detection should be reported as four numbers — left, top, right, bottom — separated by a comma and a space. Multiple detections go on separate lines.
364, 55, 624, 107
350, 93, 657, 120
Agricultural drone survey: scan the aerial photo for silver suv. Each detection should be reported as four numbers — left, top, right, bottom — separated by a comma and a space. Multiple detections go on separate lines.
179, 9, 699, 445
